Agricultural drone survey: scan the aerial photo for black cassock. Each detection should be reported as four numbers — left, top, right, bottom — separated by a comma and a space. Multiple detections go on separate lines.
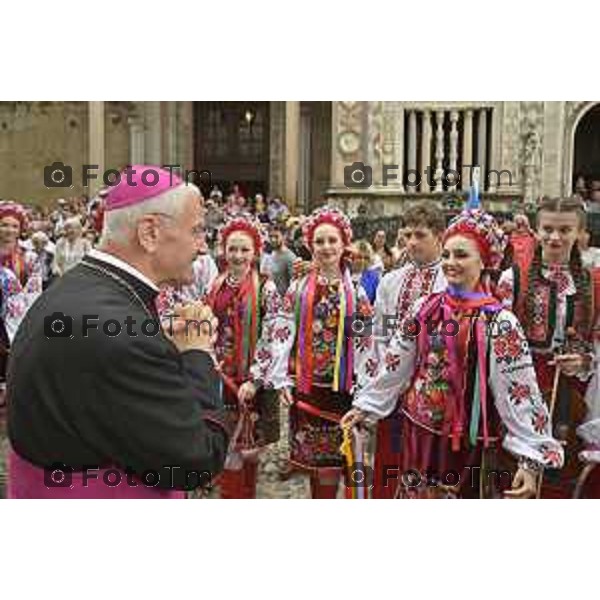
7, 253, 230, 492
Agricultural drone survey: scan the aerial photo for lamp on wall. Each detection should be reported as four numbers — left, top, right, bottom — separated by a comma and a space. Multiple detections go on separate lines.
243, 108, 255, 134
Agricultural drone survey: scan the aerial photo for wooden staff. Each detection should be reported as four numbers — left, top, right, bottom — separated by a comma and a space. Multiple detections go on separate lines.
535, 364, 561, 499
573, 462, 598, 499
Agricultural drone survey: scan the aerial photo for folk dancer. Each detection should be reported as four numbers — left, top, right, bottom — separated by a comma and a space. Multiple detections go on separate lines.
0, 201, 42, 411
345, 207, 564, 499
268, 207, 373, 499
204, 215, 284, 499
366, 204, 447, 498
496, 196, 600, 497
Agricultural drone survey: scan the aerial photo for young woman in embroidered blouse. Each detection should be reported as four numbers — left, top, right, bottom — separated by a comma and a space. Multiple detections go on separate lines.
496, 196, 599, 498
203, 215, 282, 499
261, 207, 373, 499
344, 208, 564, 499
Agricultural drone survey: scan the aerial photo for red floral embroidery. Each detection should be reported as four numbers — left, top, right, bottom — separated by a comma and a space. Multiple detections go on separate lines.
384, 352, 401, 372
540, 445, 562, 469
531, 406, 548, 434
508, 382, 531, 406
365, 358, 378, 378
355, 335, 372, 352
274, 325, 291, 342
493, 327, 525, 364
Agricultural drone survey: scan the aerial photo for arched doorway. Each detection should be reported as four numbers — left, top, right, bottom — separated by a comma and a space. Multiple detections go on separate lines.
193, 101, 270, 199
572, 103, 600, 199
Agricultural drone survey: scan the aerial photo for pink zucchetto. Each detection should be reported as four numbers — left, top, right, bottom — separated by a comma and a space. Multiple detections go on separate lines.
104, 165, 184, 212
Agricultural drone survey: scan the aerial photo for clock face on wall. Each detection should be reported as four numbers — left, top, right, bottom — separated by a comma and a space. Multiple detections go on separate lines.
338, 130, 360, 155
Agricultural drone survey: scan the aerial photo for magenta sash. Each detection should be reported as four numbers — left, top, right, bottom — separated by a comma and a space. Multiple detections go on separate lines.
7, 448, 186, 499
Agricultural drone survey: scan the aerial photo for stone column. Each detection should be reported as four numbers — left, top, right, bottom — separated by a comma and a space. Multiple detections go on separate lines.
449, 110, 459, 191
128, 103, 145, 164
284, 101, 300, 210
407, 110, 417, 185
162, 101, 178, 166
269, 101, 286, 197
381, 101, 404, 192
88, 101, 105, 195
299, 105, 312, 210
488, 103, 502, 193
542, 101, 564, 197
144, 101, 162, 165
179, 101, 194, 173
497, 101, 521, 195
477, 109, 488, 191
434, 110, 445, 192
419, 110, 431, 192
462, 109, 473, 190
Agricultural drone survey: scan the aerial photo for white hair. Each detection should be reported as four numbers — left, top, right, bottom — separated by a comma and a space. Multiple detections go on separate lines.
31, 231, 49, 243
64, 216, 83, 230
100, 183, 201, 245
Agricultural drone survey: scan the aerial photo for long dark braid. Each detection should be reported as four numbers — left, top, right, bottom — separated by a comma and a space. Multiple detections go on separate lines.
524, 243, 544, 326
569, 243, 592, 335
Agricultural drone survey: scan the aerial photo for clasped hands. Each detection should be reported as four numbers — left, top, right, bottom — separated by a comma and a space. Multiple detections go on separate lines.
163, 301, 218, 354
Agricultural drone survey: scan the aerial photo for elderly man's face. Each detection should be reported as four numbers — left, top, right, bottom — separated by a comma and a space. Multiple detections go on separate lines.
155, 191, 204, 284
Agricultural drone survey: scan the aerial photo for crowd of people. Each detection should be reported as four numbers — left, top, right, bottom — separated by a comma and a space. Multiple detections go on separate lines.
2, 165, 600, 499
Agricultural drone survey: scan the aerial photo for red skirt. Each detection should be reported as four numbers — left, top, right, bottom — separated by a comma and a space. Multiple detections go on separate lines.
532, 355, 593, 498
390, 416, 512, 499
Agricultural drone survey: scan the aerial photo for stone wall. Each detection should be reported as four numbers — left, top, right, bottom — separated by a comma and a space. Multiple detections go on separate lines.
0, 101, 132, 205
0, 101, 88, 203
1, 101, 598, 210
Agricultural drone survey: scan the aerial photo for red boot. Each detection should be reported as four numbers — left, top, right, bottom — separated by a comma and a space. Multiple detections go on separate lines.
309, 468, 340, 499
219, 462, 258, 499
240, 461, 258, 499
218, 469, 244, 499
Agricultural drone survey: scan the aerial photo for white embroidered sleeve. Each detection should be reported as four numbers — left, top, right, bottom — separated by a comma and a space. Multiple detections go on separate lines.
353, 301, 419, 420
577, 333, 600, 461
249, 277, 296, 390
3, 268, 41, 343
352, 284, 375, 386
489, 310, 564, 469
496, 268, 515, 310
371, 270, 402, 359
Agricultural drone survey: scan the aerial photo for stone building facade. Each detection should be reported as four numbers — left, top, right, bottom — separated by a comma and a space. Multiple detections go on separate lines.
0, 101, 598, 214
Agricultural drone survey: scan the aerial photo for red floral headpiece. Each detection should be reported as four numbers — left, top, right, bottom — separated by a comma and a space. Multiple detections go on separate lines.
302, 206, 353, 250
443, 209, 507, 269
0, 201, 29, 231
219, 213, 265, 252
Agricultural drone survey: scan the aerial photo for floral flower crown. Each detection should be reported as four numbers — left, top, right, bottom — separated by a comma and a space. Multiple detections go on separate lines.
0, 201, 29, 230
443, 208, 507, 269
219, 213, 266, 252
302, 206, 353, 250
